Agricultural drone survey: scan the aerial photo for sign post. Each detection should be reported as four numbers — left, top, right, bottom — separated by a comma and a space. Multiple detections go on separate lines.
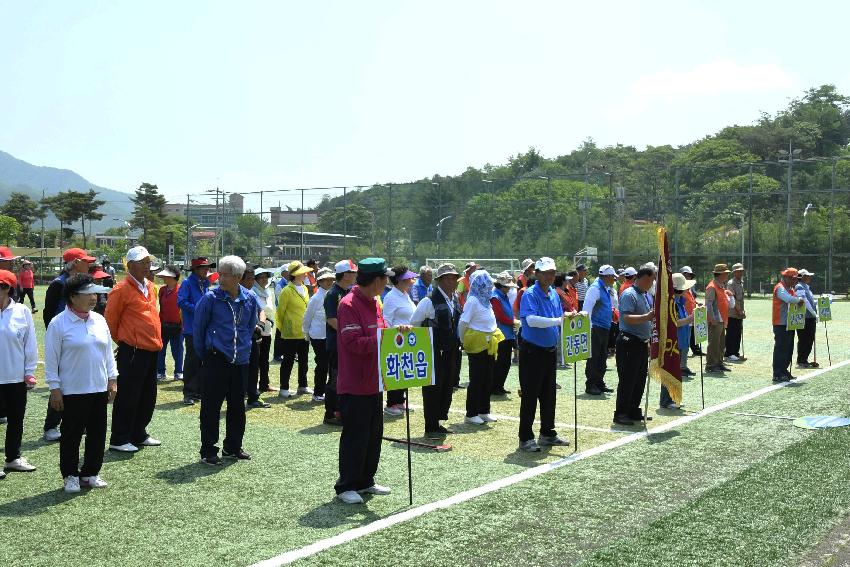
693, 306, 708, 409
562, 313, 590, 451
377, 327, 435, 505
818, 297, 832, 365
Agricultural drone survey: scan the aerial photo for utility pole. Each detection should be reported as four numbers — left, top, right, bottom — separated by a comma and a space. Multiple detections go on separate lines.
778, 142, 801, 267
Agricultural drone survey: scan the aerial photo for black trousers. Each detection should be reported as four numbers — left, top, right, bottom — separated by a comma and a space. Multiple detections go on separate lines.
273, 329, 284, 359
335, 393, 383, 494
44, 404, 62, 432
518, 342, 557, 442
492, 338, 515, 393
422, 347, 456, 431
585, 326, 610, 389
60, 392, 107, 478
773, 325, 795, 377
325, 348, 339, 419
453, 345, 463, 387
257, 335, 271, 391
199, 356, 248, 458
466, 350, 493, 417
183, 335, 202, 399
19, 288, 35, 308
246, 339, 262, 403
608, 322, 619, 352
386, 388, 406, 407
796, 317, 817, 363
614, 333, 648, 419
725, 317, 743, 357
310, 339, 329, 396
689, 325, 701, 355
0, 382, 26, 462
280, 338, 309, 390
110, 344, 158, 446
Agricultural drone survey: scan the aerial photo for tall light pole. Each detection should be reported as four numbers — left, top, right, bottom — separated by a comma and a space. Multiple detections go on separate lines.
778, 143, 801, 267
731, 211, 744, 267
436, 215, 452, 257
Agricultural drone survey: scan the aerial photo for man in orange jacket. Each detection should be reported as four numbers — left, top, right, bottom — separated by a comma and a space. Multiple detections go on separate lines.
105, 246, 164, 453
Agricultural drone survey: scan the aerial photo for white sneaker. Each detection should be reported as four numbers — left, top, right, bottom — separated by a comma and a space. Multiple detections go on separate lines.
43, 428, 61, 442
358, 484, 391, 495
464, 415, 485, 425
156, 373, 167, 381
383, 406, 403, 417
109, 443, 139, 453
277, 390, 293, 398
80, 475, 108, 488
297, 386, 314, 395
174, 373, 183, 381
139, 436, 161, 446
337, 490, 364, 504
661, 403, 683, 410
725, 355, 740, 362
478, 414, 498, 423
64, 476, 81, 493
4, 457, 36, 472
312, 394, 325, 402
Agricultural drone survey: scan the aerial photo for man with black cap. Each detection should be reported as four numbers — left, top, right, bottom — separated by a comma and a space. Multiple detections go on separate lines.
574, 264, 589, 311
411, 262, 461, 439
582, 265, 618, 395
178, 257, 214, 405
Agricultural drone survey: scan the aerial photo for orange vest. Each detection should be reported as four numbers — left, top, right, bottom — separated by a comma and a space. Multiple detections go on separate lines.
458, 275, 471, 308
772, 282, 796, 326
105, 277, 163, 352
706, 279, 729, 324
618, 280, 633, 298
683, 289, 696, 315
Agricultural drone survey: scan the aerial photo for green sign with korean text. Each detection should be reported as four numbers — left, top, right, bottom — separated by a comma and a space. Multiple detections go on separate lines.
818, 297, 832, 322
787, 301, 806, 330
693, 306, 708, 344
377, 327, 435, 391
561, 313, 591, 363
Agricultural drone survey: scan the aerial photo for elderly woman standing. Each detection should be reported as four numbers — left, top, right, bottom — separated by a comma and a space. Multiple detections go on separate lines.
302, 267, 336, 402
381, 266, 418, 416
0, 270, 38, 479
276, 260, 313, 398
490, 271, 519, 396
45, 274, 117, 492
459, 270, 503, 425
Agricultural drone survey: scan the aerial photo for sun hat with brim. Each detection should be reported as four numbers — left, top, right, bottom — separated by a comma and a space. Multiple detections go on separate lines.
521, 258, 534, 271
672, 273, 697, 291
0, 269, 17, 288
358, 257, 393, 276
90, 270, 111, 280
781, 267, 798, 278
731, 263, 745, 272
712, 263, 731, 274
156, 267, 180, 278
395, 270, 417, 281
495, 271, 517, 288
21, 259, 33, 266
316, 267, 335, 281
76, 283, 112, 295
535, 257, 557, 272
287, 260, 314, 277
435, 263, 460, 279
189, 257, 216, 270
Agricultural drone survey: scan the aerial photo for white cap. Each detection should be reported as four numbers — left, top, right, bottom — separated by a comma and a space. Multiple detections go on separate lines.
535, 256, 557, 272
679, 265, 693, 274
598, 265, 617, 276
622, 267, 638, 277
334, 259, 358, 274
126, 246, 151, 263
798, 269, 814, 277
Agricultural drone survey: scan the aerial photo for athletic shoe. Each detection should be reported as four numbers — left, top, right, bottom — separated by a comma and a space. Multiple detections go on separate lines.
491, 389, 510, 396
585, 387, 603, 396
109, 443, 139, 453
247, 400, 271, 409
312, 394, 325, 402
725, 355, 740, 362
182, 397, 196, 406
156, 373, 167, 381
4, 457, 36, 472
538, 435, 570, 447
31, 308, 38, 314
705, 366, 724, 374
80, 475, 108, 489
43, 428, 61, 442
425, 427, 449, 439
0, 417, 6, 425
555, 382, 562, 389
222, 449, 251, 460
383, 406, 403, 417
721, 365, 733, 372
613, 415, 635, 426
278, 390, 293, 398
323, 416, 343, 426
479, 414, 498, 423
358, 484, 391, 495
261, 386, 279, 393
660, 403, 683, 410
338, 490, 363, 504
297, 386, 314, 395
518, 439, 541, 452
174, 373, 184, 381
772, 375, 791, 383
139, 437, 161, 447
64, 476, 81, 493
200, 455, 223, 466
464, 415, 485, 425
601, 385, 614, 393
809, 362, 820, 368
682, 368, 696, 377
0, 470, 5, 479
785, 373, 797, 381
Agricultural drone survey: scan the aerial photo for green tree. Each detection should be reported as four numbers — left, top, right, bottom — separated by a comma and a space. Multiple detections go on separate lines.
236, 213, 267, 239
130, 182, 167, 246
0, 215, 21, 245
68, 189, 105, 248
41, 192, 79, 247
0, 192, 44, 230
317, 204, 372, 238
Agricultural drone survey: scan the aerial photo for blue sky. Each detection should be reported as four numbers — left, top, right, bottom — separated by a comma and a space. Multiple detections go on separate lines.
1, 1, 848, 210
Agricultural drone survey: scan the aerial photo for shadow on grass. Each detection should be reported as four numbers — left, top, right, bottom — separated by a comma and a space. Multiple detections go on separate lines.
154, 460, 234, 484
646, 430, 681, 444
0, 488, 87, 517
502, 449, 550, 467
156, 400, 195, 411
299, 424, 340, 435
298, 499, 384, 529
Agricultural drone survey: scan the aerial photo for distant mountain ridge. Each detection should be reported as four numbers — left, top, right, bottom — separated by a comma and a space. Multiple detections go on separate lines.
0, 150, 134, 231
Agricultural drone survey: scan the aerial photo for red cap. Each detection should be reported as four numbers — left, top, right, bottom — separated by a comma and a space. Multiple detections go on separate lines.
63, 248, 96, 263
191, 257, 216, 269
90, 270, 110, 279
208, 272, 220, 283
0, 269, 16, 288
0, 246, 20, 261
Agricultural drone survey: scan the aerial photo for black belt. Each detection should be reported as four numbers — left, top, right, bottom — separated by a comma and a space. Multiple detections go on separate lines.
618, 332, 649, 344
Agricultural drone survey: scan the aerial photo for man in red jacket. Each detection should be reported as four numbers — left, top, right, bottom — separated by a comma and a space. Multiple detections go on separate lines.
334, 257, 400, 504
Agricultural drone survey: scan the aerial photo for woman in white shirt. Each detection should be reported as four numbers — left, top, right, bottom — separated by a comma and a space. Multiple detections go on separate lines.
459, 270, 502, 425
302, 267, 335, 402
252, 268, 276, 393
44, 274, 118, 493
0, 270, 38, 479
382, 266, 417, 416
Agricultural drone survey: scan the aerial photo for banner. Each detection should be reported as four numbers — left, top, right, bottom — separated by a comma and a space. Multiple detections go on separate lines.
787, 302, 806, 330
377, 327, 435, 391
693, 306, 708, 344
818, 297, 832, 321
562, 313, 591, 363
649, 227, 682, 404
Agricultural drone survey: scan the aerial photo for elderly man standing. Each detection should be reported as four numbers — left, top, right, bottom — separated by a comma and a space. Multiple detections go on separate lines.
704, 264, 732, 374
795, 269, 819, 369
724, 263, 747, 362
582, 265, 617, 395
772, 267, 805, 382
574, 263, 589, 310
105, 246, 163, 452
324, 259, 358, 425
410, 265, 433, 305
193, 256, 259, 465
177, 257, 214, 405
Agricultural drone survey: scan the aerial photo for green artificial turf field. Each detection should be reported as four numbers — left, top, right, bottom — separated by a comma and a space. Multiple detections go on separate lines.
1, 288, 849, 567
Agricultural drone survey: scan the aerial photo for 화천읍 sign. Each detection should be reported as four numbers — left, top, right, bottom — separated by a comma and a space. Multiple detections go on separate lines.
377, 327, 435, 391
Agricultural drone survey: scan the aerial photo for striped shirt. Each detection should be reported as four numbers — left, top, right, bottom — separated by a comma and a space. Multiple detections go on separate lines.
575, 278, 589, 301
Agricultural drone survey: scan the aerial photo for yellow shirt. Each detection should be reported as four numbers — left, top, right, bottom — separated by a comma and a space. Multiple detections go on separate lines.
275, 283, 310, 339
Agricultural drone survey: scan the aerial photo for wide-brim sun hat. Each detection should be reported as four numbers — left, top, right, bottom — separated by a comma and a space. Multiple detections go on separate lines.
672, 273, 696, 291
288, 260, 314, 277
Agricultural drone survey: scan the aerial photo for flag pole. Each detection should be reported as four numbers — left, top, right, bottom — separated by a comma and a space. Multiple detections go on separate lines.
643, 365, 650, 430
573, 364, 578, 452
813, 319, 818, 367
404, 389, 413, 506
824, 321, 831, 366
699, 348, 705, 410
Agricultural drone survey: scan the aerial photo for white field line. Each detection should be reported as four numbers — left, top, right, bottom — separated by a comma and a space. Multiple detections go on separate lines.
250, 359, 850, 567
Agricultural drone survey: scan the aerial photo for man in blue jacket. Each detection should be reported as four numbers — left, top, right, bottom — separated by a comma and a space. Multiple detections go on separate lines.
177, 257, 214, 405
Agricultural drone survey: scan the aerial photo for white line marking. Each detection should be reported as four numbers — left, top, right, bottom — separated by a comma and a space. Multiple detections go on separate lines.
250, 359, 850, 567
